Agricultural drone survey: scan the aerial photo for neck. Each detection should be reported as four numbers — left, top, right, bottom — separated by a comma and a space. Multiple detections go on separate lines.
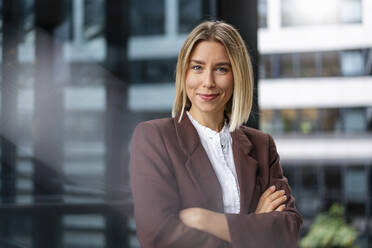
189, 108, 225, 132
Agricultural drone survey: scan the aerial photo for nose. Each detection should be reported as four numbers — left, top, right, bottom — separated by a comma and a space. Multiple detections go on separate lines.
202, 70, 215, 88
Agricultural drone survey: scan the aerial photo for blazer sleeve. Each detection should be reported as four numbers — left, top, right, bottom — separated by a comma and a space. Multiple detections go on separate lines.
225, 134, 302, 248
130, 122, 228, 248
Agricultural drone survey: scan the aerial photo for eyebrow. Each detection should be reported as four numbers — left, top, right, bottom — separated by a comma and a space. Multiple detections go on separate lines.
190, 59, 231, 67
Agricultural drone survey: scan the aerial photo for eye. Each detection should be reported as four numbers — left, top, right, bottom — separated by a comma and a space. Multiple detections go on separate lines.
191, 65, 202, 71
216, 67, 229, 73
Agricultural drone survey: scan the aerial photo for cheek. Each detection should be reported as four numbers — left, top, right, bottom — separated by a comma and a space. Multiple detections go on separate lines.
218, 76, 234, 96
185, 73, 199, 93
185, 76, 194, 99
186, 73, 197, 86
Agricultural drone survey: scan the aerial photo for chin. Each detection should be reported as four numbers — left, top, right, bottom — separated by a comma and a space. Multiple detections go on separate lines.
194, 106, 222, 114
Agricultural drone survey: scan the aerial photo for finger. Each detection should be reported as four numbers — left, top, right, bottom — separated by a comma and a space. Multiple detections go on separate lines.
260, 189, 284, 206
270, 195, 287, 210
256, 188, 274, 214
260, 193, 285, 213
275, 204, 286, 212
259, 189, 284, 211
267, 190, 286, 201
261, 195, 286, 212
261, 185, 276, 198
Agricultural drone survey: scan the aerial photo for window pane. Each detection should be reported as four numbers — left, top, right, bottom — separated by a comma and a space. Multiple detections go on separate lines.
340, 0, 362, 23
279, 54, 293, 78
130, 58, 177, 84
84, 0, 105, 41
260, 109, 274, 133
300, 53, 317, 77
341, 50, 364, 76
281, 0, 361, 27
130, 0, 165, 36
342, 108, 367, 133
258, 0, 267, 28
178, 0, 202, 34
321, 109, 341, 133
299, 108, 319, 134
322, 51, 341, 77
259, 55, 272, 79
281, 109, 297, 133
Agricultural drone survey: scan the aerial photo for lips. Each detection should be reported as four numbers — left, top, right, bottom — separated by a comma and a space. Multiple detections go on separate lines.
197, 93, 219, 101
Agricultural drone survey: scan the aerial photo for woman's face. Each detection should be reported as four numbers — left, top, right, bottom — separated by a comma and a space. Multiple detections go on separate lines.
185, 40, 234, 119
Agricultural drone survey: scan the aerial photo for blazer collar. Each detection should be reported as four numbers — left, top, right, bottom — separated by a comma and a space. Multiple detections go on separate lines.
174, 111, 201, 156
174, 111, 259, 213
174, 111, 254, 156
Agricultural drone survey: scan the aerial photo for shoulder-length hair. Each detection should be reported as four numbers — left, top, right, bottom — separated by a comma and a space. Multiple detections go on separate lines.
171, 20, 254, 132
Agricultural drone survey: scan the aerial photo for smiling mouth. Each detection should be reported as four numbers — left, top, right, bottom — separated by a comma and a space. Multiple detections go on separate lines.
197, 93, 219, 101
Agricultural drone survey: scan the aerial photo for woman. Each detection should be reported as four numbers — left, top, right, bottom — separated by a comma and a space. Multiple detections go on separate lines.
130, 21, 302, 248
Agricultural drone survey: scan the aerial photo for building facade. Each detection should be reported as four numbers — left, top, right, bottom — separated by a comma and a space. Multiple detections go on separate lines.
258, 0, 372, 243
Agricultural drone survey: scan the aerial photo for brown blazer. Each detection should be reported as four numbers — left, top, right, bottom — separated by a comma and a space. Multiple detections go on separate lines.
130, 112, 302, 248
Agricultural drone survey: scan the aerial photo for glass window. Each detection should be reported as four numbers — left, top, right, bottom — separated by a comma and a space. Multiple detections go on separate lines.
281, 0, 362, 27
260, 109, 274, 133
62, 215, 106, 247
367, 107, 372, 132
265, 50, 367, 78
322, 51, 341, 77
83, 0, 105, 41
279, 54, 294, 78
271, 110, 284, 134
265, 107, 371, 134
300, 53, 317, 77
321, 109, 342, 133
365, 49, 372, 76
130, 58, 177, 84
344, 167, 367, 200
281, 0, 296, 27
324, 166, 342, 196
258, 0, 267, 28
340, 0, 362, 23
0, 0, 177, 247
342, 108, 367, 133
259, 55, 272, 79
340, 50, 364, 76
130, 0, 165, 36
281, 109, 297, 133
65, 111, 104, 141
299, 108, 319, 134
299, 166, 322, 216
179, 0, 202, 33
302, 166, 318, 192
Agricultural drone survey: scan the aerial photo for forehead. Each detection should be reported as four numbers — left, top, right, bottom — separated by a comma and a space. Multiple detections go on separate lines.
189, 40, 230, 61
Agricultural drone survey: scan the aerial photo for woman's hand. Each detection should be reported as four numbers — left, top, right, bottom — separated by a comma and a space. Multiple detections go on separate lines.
255, 185, 287, 214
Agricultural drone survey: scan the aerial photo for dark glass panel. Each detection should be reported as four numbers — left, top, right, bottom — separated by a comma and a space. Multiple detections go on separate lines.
130, 0, 165, 36
178, 0, 202, 33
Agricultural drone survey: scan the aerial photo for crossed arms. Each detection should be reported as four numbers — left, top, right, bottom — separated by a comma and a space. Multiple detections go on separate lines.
130, 122, 302, 248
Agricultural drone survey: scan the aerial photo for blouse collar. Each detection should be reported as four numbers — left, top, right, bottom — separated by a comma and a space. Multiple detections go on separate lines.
186, 111, 230, 139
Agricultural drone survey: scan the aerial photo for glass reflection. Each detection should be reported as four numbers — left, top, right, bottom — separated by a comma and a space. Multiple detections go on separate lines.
281, 0, 362, 27
259, 49, 369, 79
0, 0, 203, 247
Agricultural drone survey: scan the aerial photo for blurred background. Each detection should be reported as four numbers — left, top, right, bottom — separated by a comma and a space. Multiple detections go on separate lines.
0, 0, 371, 247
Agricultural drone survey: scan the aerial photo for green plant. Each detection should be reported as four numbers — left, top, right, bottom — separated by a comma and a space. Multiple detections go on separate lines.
300, 203, 358, 248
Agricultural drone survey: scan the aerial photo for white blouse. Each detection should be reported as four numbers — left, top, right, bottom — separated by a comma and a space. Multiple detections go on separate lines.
186, 111, 241, 214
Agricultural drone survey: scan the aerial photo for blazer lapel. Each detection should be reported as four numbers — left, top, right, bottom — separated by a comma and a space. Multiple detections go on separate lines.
231, 129, 259, 214
174, 112, 259, 214
174, 112, 224, 212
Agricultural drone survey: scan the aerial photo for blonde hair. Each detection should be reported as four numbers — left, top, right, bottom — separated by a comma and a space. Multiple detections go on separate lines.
171, 20, 254, 132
